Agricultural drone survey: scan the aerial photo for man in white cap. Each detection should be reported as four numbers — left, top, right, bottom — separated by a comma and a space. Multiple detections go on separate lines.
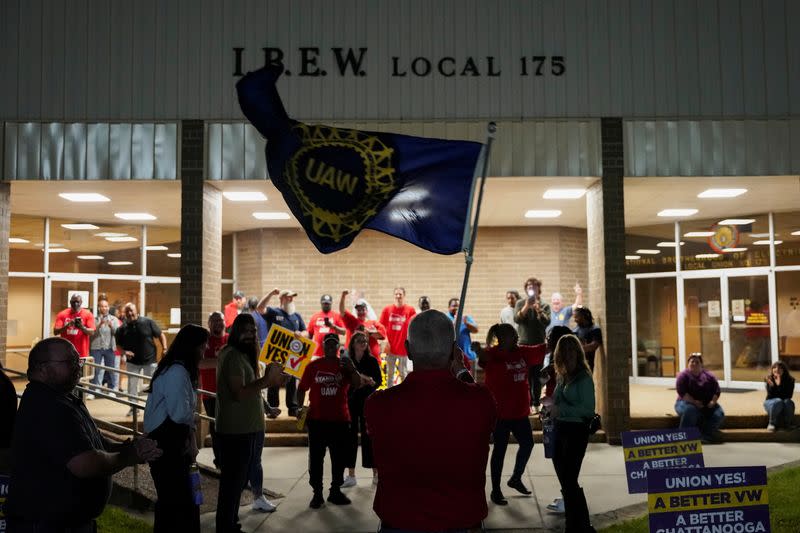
257, 288, 308, 416
339, 290, 387, 361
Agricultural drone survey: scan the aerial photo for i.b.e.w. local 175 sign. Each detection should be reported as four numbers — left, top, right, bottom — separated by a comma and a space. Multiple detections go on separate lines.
259, 324, 316, 378
232, 47, 566, 79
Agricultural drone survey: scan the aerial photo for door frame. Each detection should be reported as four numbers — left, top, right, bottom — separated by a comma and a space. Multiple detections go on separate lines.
630, 266, 775, 389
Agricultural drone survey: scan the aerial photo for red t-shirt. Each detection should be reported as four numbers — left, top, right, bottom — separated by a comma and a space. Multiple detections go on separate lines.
298, 357, 351, 422
223, 301, 239, 329
307, 310, 345, 356
479, 344, 546, 419
200, 334, 228, 394
365, 369, 496, 531
54, 309, 95, 358
379, 305, 416, 356
342, 311, 387, 360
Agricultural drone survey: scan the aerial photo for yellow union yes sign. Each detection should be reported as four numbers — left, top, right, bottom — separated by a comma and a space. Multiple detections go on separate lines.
259, 324, 316, 378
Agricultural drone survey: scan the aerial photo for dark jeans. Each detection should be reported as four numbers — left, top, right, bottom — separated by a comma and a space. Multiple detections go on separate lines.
528, 364, 543, 406
201, 397, 221, 467
267, 377, 298, 411
553, 420, 590, 529
347, 400, 374, 469
148, 418, 199, 533
216, 432, 263, 533
307, 419, 349, 494
490, 417, 534, 491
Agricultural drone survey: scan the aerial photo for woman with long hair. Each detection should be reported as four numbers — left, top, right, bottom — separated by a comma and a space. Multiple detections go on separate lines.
478, 323, 546, 506
214, 314, 285, 533
552, 334, 596, 532
143, 323, 209, 533
764, 361, 795, 431
342, 331, 382, 488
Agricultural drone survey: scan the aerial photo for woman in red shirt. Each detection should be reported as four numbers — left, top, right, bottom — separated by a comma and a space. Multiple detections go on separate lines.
478, 323, 546, 506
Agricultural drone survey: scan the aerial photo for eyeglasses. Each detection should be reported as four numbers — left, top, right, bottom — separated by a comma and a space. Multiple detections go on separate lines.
43, 357, 84, 368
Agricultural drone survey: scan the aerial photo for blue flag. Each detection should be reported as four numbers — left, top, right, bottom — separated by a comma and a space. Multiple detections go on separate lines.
236, 67, 483, 255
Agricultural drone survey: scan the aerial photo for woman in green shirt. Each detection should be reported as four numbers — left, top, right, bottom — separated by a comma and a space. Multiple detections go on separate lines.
551, 334, 596, 533
215, 314, 284, 533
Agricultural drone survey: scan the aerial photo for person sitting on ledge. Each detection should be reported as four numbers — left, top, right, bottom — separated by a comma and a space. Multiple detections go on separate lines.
674, 354, 724, 444
763, 361, 795, 432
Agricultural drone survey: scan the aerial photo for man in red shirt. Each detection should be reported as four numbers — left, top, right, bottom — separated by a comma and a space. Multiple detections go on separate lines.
366, 310, 496, 532
378, 288, 416, 387
200, 311, 227, 468
53, 293, 95, 359
307, 295, 346, 357
339, 290, 386, 361
297, 333, 361, 509
223, 290, 246, 331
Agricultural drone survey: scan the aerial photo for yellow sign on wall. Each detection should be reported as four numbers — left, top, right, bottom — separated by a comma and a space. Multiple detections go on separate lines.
259, 324, 316, 378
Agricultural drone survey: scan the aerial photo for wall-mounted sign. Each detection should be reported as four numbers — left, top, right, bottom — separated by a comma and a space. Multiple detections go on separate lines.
232, 47, 566, 79
708, 225, 740, 253
708, 300, 721, 318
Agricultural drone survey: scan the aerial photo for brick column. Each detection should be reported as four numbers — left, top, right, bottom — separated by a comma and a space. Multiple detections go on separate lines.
0, 183, 9, 367
586, 117, 630, 444
180, 120, 222, 327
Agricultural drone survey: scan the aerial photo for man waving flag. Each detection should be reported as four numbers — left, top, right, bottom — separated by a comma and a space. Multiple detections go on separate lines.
236, 66, 483, 255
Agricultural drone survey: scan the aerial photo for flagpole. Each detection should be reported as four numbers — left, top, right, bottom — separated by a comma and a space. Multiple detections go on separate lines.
455, 121, 496, 333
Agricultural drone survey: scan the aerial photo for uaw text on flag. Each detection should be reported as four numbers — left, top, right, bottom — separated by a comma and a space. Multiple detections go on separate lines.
236, 66, 483, 255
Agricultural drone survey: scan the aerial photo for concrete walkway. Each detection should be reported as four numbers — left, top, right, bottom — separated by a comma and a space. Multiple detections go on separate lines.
196, 441, 800, 532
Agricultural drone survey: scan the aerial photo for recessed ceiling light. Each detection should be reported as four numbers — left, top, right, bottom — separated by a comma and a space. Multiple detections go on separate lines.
753, 240, 782, 245
9, 237, 29, 244
114, 213, 156, 221
683, 231, 716, 237
48, 248, 70, 253
748, 233, 772, 238
524, 210, 562, 218
625, 255, 641, 260
77, 255, 105, 260
59, 193, 110, 203
658, 209, 698, 217
144, 245, 169, 251
108, 261, 133, 266
543, 188, 586, 200
657, 241, 685, 247
636, 249, 661, 255
697, 188, 747, 198
252, 212, 291, 220
695, 254, 720, 259
718, 218, 755, 225
722, 247, 748, 253
61, 223, 100, 230
167, 253, 181, 258
106, 236, 138, 242
793, 230, 800, 236
35, 243, 62, 248
94, 232, 128, 238
223, 191, 268, 202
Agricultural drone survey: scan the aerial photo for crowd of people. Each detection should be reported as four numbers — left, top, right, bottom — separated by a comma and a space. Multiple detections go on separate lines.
1, 277, 796, 533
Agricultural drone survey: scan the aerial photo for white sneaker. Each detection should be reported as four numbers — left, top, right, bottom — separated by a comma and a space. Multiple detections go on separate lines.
340, 476, 357, 488
85, 394, 95, 400
546, 498, 565, 513
252, 495, 277, 512
108, 392, 117, 398
767, 424, 776, 432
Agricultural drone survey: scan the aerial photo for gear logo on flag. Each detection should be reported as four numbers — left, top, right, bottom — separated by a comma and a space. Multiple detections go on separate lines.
286, 123, 397, 243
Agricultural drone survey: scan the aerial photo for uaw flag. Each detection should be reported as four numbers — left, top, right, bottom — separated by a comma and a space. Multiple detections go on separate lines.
236, 67, 483, 255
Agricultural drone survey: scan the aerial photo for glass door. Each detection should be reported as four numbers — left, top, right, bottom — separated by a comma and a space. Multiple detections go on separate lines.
683, 277, 726, 380
728, 274, 772, 382
682, 271, 773, 386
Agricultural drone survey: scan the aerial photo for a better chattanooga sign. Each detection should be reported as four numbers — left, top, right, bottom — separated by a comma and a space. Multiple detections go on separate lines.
232, 47, 565, 79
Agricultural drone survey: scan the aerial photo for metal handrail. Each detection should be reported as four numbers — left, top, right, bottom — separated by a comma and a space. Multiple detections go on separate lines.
83, 359, 153, 381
